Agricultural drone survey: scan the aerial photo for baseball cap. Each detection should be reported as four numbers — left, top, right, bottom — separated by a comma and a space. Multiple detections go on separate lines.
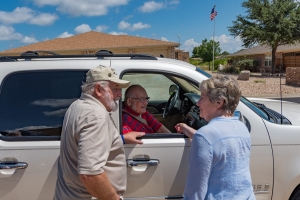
86, 65, 130, 88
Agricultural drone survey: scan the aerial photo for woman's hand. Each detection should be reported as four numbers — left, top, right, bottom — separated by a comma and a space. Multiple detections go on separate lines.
175, 123, 196, 139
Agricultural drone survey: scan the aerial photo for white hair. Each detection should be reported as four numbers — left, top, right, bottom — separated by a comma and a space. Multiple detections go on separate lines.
81, 81, 109, 95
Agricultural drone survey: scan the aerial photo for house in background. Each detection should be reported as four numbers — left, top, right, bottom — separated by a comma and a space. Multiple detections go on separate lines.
227, 44, 300, 72
0, 31, 189, 62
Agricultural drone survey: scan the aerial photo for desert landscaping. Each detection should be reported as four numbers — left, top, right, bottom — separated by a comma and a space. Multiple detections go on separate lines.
209, 72, 300, 97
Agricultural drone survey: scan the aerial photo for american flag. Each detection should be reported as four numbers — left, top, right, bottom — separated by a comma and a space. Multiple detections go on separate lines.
210, 6, 217, 21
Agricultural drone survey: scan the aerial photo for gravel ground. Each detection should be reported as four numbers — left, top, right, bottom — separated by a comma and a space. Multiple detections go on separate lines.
208, 71, 300, 97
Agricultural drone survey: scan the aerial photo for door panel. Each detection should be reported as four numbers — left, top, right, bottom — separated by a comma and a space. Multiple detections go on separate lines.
237, 103, 273, 200
124, 138, 191, 199
0, 142, 59, 200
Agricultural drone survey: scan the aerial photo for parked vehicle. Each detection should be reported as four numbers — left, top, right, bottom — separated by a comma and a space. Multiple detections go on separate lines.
0, 51, 300, 200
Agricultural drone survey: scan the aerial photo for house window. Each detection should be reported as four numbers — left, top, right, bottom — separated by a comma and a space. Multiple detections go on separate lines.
264, 54, 272, 66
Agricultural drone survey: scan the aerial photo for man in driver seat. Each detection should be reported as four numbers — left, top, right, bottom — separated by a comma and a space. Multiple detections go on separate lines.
122, 85, 170, 141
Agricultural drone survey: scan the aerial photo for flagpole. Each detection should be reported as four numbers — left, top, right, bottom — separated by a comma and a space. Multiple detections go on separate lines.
212, 5, 216, 72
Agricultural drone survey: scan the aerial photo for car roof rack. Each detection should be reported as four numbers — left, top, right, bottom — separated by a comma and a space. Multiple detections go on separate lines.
20, 50, 60, 57
0, 56, 17, 62
1, 49, 158, 61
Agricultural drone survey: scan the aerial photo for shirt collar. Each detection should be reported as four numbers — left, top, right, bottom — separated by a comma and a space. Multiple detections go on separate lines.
80, 93, 107, 110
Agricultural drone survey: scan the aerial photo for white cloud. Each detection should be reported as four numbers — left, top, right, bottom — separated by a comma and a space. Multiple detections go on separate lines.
33, 0, 129, 17
21, 36, 38, 43
29, 13, 58, 25
109, 31, 127, 35
0, 7, 33, 24
0, 7, 58, 25
44, 108, 68, 117
57, 31, 74, 38
213, 34, 243, 53
118, 20, 131, 30
161, 37, 168, 41
138, 1, 164, 13
118, 20, 150, 31
74, 24, 92, 34
182, 39, 199, 55
95, 25, 109, 32
0, 25, 22, 40
131, 22, 151, 31
15, 125, 54, 131
32, 98, 76, 107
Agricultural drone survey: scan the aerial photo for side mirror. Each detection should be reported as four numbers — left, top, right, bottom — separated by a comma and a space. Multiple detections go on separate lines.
169, 84, 178, 95
234, 110, 244, 123
234, 110, 251, 132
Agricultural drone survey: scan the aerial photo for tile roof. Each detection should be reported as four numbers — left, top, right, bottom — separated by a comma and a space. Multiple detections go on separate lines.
0, 31, 179, 53
229, 43, 300, 57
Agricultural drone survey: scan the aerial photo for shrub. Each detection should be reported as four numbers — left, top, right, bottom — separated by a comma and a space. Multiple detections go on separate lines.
236, 59, 254, 71
254, 79, 266, 84
235, 59, 260, 72
221, 66, 240, 74
214, 58, 227, 70
189, 58, 202, 66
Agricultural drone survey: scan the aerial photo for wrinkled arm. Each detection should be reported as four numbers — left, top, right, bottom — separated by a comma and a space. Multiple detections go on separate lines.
123, 132, 145, 144
156, 125, 171, 133
79, 173, 120, 200
175, 123, 196, 139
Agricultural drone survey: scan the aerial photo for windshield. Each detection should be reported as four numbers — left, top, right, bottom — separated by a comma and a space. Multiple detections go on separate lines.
240, 96, 269, 120
196, 67, 212, 78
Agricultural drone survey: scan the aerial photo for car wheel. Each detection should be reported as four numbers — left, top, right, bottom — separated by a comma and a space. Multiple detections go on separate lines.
289, 185, 300, 200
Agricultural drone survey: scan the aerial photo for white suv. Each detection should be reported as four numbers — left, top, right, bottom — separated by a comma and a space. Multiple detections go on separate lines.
0, 50, 300, 200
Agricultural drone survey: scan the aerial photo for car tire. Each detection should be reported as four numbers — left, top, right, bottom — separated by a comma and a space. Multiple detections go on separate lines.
289, 185, 300, 200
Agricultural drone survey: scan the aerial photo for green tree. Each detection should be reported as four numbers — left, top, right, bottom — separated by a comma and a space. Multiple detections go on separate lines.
228, 0, 300, 74
192, 39, 221, 70
221, 51, 230, 55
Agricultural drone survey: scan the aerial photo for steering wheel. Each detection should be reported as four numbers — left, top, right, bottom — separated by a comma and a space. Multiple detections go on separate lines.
163, 89, 180, 118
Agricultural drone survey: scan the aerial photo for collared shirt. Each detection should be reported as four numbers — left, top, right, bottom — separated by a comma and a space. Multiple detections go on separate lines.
183, 116, 255, 200
54, 93, 126, 200
122, 104, 162, 134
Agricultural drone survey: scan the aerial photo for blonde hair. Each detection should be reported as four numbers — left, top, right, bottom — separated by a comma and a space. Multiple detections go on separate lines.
199, 75, 241, 114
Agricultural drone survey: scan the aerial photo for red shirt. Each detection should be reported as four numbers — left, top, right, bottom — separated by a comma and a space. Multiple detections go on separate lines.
122, 104, 162, 134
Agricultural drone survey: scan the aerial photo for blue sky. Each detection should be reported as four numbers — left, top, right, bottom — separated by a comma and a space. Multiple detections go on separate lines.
0, 0, 246, 54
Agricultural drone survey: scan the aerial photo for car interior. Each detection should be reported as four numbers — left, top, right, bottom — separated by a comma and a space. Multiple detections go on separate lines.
121, 72, 208, 135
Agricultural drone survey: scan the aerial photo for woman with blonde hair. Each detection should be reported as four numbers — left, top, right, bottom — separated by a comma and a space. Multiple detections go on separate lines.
176, 75, 255, 200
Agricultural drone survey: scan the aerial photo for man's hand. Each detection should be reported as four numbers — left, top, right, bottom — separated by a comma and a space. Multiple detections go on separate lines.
123, 132, 145, 144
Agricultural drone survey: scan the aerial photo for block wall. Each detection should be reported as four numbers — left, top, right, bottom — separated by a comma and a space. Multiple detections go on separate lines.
286, 67, 300, 86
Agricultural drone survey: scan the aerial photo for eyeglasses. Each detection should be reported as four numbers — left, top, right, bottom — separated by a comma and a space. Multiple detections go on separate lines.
129, 97, 150, 102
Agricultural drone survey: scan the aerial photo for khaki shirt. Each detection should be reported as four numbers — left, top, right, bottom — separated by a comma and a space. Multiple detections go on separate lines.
54, 93, 126, 200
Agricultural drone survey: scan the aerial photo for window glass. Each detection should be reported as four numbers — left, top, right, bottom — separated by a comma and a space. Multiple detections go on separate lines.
120, 72, 197, 137
122, 73, 174, 101
0, 70, 87, 137
264, 54, 272, 66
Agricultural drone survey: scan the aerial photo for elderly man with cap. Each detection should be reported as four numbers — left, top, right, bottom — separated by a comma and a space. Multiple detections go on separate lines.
54, 65, 129, 200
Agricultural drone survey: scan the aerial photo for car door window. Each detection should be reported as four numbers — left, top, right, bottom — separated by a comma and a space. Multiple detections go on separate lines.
122, 73, 174, 101
121, 72, 203, 134
0, 70, 87, 141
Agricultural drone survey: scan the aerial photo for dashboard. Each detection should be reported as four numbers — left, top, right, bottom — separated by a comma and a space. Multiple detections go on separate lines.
180, 93, 208, 129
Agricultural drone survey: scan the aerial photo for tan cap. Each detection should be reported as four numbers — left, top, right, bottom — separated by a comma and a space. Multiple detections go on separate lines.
86, 65, 130, 88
